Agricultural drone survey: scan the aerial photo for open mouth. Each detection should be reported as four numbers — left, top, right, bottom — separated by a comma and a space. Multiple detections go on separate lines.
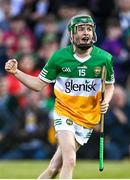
82, 36, 89, 40
81, 37, 89, 43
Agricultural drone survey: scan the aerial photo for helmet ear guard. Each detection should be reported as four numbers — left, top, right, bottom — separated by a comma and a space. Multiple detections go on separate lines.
68, 14, 97, 43
92, 28, 97, 43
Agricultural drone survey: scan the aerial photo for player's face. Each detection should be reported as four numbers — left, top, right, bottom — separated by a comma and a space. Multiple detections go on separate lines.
73, 24, 93, 50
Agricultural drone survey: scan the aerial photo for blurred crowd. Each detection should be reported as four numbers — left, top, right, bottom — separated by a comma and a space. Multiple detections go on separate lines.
0, 0, 130, 160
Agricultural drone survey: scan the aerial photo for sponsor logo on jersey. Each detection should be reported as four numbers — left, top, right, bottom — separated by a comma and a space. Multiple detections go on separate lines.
77, 66, 87, 69
66, 119, 73, 125
62, 67, 71, 72
65, 80, 96, 93
94, 66, 101, 76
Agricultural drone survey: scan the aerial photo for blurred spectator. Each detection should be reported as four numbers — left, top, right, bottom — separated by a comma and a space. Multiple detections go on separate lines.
36, 33, 59, 70
14, 36, 38, 68
122, 29, 130, 85
126, 73, 130, 105
101, 18, 123, 57
32, 0, 49, 20
0, 0, 11, 31
0, 73, 18, 157
20, 0, 49, 28
57, 4, 80, 35
20, 0, 37, 23
105, 85, 130, 160
34, 14, 59, 42
40, 34, 59, 60
19, 54, 40, 75
89, 0, 115, 28
1, 90, 52, 160
0, 29, 8, 74
112, 0, 130, 31
101, 18, 129, 86
3, 15, 36, 57
10, 0, 25, 17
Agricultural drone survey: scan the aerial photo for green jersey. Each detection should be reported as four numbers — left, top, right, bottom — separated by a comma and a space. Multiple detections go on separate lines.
39, 45, 114, 128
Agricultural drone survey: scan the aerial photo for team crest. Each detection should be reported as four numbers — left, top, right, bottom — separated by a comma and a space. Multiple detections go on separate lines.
66, 119, 73, 125
94, 66, 101, 76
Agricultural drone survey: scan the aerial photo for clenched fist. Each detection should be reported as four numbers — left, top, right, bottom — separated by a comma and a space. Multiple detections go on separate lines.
5, 59, 18, 74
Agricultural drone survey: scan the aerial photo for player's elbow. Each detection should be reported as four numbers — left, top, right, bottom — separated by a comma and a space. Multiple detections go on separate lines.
33, 87, 41, 92
31, 77, 46, 92
33, 85, 43, 92
34, 79, 47, 92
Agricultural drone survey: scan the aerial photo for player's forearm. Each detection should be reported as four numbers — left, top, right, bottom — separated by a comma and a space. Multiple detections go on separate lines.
14, 70, 46, 91
104, 84, 114, 103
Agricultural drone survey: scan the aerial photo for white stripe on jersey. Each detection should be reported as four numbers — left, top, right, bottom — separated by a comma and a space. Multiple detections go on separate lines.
41, 71, 47, 75
43, 69, 48, 73
38, 75, 55, 83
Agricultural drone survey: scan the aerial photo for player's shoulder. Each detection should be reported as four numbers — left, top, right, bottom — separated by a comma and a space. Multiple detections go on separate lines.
93, 45, 112, 60
53, 45, 72, 57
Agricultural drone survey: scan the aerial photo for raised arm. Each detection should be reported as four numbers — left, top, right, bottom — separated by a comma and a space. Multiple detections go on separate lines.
5, 59, 47, 91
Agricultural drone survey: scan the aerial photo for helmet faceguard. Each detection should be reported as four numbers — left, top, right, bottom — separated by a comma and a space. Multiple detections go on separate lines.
68, 15, 97, 44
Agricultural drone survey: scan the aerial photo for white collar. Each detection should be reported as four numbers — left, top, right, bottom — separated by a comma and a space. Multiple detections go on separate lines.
73, 53, 91, 63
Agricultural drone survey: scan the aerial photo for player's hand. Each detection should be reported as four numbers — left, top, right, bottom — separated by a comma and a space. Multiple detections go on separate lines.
5, 59, 18, 75
100, 100, 109, 114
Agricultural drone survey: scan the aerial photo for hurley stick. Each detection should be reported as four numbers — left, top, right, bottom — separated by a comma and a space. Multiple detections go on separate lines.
99, 65, 106, 172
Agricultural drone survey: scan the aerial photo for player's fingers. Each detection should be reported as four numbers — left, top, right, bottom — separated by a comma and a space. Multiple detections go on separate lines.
6, 59, 17, 66
101, 108, 107, 113
6, 59, 17, 65
5, 62, 10, 70
101, 103, 109, 108
100, 101, 109, 107
8, 59, 17, 63
100, 105, 109, 114
101, 109, 106, 114
5, 61, 16, 71
100, 101, 109, 113
5, 62, 13, 70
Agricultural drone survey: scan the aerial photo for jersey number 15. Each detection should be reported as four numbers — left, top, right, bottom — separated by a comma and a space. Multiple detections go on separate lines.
78, 69, 86, 77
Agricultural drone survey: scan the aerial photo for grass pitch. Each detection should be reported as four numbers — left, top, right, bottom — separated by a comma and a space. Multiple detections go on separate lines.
0, 160, 129, 179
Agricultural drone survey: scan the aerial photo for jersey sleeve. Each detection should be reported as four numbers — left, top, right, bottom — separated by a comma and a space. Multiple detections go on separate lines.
105, 56, 115, 84
38, 52, 59, 83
